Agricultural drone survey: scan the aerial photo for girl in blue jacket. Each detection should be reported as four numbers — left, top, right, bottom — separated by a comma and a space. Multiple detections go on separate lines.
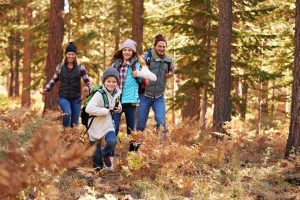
111, 38, 156, 151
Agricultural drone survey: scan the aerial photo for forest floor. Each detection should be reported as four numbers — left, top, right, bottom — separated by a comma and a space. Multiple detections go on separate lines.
0, 105, 300, 200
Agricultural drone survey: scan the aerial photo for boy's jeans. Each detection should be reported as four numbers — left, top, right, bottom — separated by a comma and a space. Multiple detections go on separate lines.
90, 131, 117, 168
137, 94, 166, 135
112, 103, 136, 135
58, 96, 81, 128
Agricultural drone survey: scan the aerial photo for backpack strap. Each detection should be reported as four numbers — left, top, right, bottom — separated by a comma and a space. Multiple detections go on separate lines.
84, 88, 109, 134
145, 48, 152, 66
97, 88, 109, 109
131, 61, 142, 84
85, 116, 95, 134
146, 48, 171, 72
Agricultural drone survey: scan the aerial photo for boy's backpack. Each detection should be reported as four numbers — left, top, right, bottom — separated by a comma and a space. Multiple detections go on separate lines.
81, 85, 109, 133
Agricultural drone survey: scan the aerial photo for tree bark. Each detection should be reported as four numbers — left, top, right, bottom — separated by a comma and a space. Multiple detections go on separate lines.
132, 0, 144, 54
213, 0, 232, 133
14, 9, 21, 97
256, 83, 262, 135
240, 78, 248, 121
181, 87, 201, 122
201, 0, 212, 132
285, 0, 300, 158
22, 0, 33, 107
8, 33, 14, 97
114, 3, 121, 51
44, 0, 64, 111
261, 81, 269, 118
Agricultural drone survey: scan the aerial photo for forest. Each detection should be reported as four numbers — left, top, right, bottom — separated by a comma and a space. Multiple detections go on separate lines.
0, 0, 300, 199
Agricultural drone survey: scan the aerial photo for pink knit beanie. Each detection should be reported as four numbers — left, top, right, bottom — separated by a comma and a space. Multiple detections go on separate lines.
121, 39, 137, 52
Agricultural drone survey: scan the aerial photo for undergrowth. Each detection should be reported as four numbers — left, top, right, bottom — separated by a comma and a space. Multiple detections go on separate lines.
0, 109, 299, 199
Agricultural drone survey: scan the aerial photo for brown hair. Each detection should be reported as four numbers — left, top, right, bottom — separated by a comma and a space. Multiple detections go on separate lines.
110, 49, 142, 66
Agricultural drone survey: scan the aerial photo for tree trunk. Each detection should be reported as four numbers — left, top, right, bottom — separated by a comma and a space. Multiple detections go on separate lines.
240, 78, 248, 121
213, 0, 233, 133
201, 0, 212, 132
22, 0, 32, 107
44, 0, 64, 111
232, 76, 240, 116
256, 83, 262, 135
270, 81, 275, 116
8, 33, 14, 97
114, 3, 121, 51
181, 87, 201, 122
14, 9, 21, 97
261, 81, 269, 118
132, 0, 144, 54
285, 0, 300, 158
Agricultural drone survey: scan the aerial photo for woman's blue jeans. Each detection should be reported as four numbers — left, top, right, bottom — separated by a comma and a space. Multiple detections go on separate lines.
58, 96, 81, 128
112, 103, 136, 135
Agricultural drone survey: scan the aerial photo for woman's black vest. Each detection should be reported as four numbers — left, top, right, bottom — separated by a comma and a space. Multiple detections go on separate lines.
58, 64, 81, 99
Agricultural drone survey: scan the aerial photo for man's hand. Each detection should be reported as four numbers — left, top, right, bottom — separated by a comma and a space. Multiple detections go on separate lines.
165, 71, 174, 79
41, 89, 47, 95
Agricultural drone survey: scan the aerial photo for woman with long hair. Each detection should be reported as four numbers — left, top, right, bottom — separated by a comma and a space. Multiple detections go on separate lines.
111, 38, 156, 151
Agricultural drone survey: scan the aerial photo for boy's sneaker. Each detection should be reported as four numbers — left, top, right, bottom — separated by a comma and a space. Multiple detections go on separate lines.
110, 156, 114, 170
103, 156, 113, 170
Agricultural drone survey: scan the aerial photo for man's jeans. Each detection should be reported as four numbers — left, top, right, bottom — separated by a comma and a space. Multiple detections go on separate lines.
137, 94, 166, 134
90, 131, 117, 168
112, 103, 136, 135
58, 96, 81, 128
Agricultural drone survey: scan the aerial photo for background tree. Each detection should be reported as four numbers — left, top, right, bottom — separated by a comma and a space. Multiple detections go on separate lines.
21, 0, 32, 106
285, 0, 300, 158
213, 0, 233, 133
132, 0, 144, 54
43, 0, 64, 111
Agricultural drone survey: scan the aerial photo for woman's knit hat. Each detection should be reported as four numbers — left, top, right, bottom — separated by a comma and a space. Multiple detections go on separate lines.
102, 68, 119, 83
65, 42, 77, 54
120, 39, 137, 53
154, 34, 167, 46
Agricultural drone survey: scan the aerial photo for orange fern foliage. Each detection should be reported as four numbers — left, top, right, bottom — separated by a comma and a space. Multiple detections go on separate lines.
0, 125, 87, 199
0, 108, 38, 130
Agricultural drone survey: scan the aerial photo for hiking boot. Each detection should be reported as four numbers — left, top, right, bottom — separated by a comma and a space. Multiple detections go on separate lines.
103, 156, 112, 169
94, 166, 102, 172
129, 140, 141, 152
92, 155, 104, 170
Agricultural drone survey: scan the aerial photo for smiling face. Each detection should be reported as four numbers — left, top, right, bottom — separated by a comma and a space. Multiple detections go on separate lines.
66, 52, 76, 63
154, 41, 167, 56
104, 76, 118, 92
122, 47, 134, 61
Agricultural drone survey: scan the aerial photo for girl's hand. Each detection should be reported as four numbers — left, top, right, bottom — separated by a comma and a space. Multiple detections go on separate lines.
132, 70, 138, 77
